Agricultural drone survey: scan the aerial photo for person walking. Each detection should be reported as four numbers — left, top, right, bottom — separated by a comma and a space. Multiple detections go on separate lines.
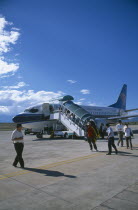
116, 120, 124, 147
11, 124, 24, 168
87, 122, 98, 151
124, 123, 133, 150
99, 123, 105, 139
106, 123, 118, 155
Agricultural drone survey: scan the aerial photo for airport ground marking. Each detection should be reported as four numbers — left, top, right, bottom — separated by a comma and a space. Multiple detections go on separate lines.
0, 144, 137, 180
0, 175, 7, 180
0, 152, 104, 180
0, 153, 102, 176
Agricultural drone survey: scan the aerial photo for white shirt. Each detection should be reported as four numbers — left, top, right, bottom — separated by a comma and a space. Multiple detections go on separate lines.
116, 124, 123, 132
107, 127, 114, 138
11, 129, 24, 144
124, 127, 132, 137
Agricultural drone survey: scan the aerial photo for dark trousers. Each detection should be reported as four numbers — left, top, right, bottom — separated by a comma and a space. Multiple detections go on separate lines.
126, 137, 133, 149
88, 137, 97, 150
108, 137, 118, 154
117, 131, 124, 146
100, 131, 105, 139
13, 143, 24, 167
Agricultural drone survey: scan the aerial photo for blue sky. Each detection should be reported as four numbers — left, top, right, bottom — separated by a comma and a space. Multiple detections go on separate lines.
0, 0, 138, 122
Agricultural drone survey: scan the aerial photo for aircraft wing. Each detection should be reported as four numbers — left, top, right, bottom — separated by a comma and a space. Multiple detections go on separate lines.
107, 114, 138, 121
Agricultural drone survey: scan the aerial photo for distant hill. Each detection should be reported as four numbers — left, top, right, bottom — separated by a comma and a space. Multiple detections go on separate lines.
0, 123, 16, 131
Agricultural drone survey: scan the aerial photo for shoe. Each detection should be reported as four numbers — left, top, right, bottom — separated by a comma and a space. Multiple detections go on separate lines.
96, 149, 99, 152
116, 151, 118, 154
12, 163, 17, 167
106, 153, 111, 155
21, 166, 24, 169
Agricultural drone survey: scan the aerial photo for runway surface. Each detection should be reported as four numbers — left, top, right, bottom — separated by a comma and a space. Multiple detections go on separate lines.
0, 131, 138, 210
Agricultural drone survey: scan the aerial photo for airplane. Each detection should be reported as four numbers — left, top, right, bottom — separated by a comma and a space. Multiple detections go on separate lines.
12, 84, 138, 138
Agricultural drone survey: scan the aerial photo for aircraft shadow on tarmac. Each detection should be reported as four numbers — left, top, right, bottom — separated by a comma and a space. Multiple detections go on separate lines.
23, 167, 77, 178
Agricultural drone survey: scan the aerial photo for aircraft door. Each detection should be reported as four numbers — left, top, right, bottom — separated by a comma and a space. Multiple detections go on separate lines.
42, 103, 50, 117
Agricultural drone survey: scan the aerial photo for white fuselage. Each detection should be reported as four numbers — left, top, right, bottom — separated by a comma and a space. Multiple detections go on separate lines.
13, 102, 125, 130
82, 105, 123, 118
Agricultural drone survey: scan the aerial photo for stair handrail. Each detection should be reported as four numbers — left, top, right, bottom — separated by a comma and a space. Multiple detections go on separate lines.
59, 105, 85, 130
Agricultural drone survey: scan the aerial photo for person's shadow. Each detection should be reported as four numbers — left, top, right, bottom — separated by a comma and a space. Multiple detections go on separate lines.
24, 167, 77, 178
117, 151, 138, 158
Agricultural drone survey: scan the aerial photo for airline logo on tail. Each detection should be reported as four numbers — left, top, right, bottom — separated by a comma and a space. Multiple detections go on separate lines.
109, 84, 127, 110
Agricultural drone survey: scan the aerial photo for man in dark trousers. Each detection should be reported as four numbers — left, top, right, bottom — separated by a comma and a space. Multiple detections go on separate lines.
99, 123, 105, 139
106, 123, 118, 155
87, 122, 98, 151
116, 120, 124, 147
11, 124, 24, 168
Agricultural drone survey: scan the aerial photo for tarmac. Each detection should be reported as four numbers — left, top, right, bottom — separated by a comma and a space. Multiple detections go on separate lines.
0, 131, 138, 210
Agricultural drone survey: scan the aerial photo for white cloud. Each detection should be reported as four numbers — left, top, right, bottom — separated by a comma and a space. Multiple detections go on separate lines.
2, 82, 29, 89
17, 75, 23, 79
79, 98, 85, 101
0, 106, 10, 114
67, 80, 77, 84
88, 102, 97, 106
75, 101, 82, 105
11, 27, 20, 31
0, 17, 20, 54
0, 17, 20, 77
80, 89, 90, 94
74, 98, 86, 105
0, 59, 19, 77
0, 89, 64, 103
0, 89, 64, 116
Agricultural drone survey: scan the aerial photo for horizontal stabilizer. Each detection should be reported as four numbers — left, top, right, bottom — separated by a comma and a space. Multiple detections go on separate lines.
125, 108, 138, 112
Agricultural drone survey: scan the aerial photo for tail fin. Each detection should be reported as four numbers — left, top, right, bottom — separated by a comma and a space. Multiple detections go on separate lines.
109, 84, 127, 110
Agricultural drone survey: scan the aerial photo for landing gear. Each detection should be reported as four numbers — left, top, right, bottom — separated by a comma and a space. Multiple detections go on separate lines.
64, 132, 69, 139
36, 132, 43, 138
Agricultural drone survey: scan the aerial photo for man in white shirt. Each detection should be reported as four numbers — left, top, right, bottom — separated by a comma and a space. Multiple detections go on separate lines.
124, 123, 133, 149
116, 120, 124, 147
106, 124, 118, 155
11, 124, 24, 168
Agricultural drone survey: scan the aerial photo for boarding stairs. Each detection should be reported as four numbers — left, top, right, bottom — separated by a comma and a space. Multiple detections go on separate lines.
50, 100, 96, 137
50, 112, 84, 136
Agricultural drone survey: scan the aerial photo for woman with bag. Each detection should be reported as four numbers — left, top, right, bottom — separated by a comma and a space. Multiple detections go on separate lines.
87, 122, 98, 151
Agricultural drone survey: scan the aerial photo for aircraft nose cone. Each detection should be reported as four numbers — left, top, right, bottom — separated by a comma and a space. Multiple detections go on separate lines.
12, 115, 22, 123
12, 113, 46, 123
12, 114, 28, 123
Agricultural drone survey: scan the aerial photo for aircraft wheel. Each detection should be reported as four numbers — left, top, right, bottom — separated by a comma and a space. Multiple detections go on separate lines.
64, 132, 69, 139
36, 133, 43, 138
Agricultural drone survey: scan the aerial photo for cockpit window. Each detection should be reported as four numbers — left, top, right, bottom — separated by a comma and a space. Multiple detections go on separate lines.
24, 108, 39, 113
29, 108, 39, 113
